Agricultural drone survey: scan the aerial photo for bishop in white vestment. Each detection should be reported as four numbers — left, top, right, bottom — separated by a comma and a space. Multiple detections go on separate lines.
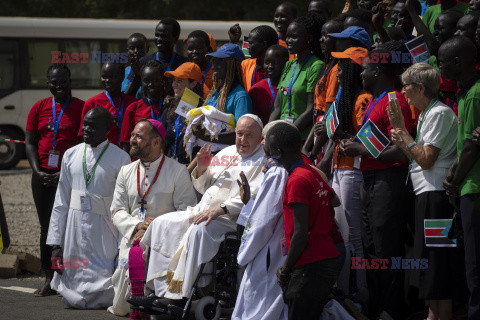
141, 115, 265, 304
47, 108, 131, 309
108, 119, 197, 316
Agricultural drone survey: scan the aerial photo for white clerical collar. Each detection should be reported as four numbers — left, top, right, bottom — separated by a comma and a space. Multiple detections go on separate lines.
141, 153, 163, 168
87, 139, 108, 151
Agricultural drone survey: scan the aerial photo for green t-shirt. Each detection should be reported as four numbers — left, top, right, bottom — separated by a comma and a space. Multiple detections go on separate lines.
428, 55, 439, 72
277, 55, 324, 140
422, 2, 470, 33
457, 80, 480, 196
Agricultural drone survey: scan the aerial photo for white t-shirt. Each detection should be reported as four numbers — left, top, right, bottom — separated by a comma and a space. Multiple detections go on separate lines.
410, 101, 457, 195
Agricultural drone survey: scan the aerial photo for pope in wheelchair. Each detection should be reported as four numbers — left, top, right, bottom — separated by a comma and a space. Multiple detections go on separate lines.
128, 114, 265, 318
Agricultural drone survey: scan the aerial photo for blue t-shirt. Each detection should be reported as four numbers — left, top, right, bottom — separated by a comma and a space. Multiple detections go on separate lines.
207, 84, 252, 122
121, 66, 142, 99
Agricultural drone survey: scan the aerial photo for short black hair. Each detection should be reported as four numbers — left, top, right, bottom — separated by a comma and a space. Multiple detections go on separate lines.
266, 44, 289, 62
250, 25, 279, 47
344, 9, 374, 36
87, 106, 112, 128
279, 1, 298, 17
266, 122, 302, 154
141, 59, 166, 77
439, 35, 478, 62
102, 61, 125, 75
47, 63, 71, 78
397, 0, 421, 16
159, 17, 181, 39
128, 32, 147, 42
187, 30, 212, 51
293, 13, 327, 58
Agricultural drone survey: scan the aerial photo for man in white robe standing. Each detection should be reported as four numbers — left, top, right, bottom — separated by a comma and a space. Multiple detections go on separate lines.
108, 119, 197, 316
46, 107, 131, 309
132, 114, 265, 310
232, 120, 290, 320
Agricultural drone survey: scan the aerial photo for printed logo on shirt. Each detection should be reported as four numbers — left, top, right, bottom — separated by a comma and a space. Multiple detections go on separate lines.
46, 118, 69, 132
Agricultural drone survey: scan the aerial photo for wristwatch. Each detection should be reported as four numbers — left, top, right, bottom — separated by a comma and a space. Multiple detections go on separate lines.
220, 203, 229, 215
406, 142, 417, 151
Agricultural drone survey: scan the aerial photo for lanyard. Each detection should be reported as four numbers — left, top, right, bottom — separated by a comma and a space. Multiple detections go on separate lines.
335, 86, 342, 105
267, 78, 276, 102
415, 100, 436, 143
173, 115, 185, 156
251, 65, 266, 87
157, 52, 175, 71
201, 63, 211, 85
147, 97, 164, 121
362, 88, 391, 125
51, 96, 71, 149
288, 54, 312, 113
105, 91, 124, 130
288, 159, 304, 174
83, 142, 109, 187
136, 155, 166, 210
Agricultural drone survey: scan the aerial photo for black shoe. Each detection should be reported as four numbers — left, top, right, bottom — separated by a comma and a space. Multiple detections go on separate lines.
127, 293, 158, 308
152, 297, 186, 309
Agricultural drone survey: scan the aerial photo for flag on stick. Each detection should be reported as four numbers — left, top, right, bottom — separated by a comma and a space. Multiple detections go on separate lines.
357, 119, 390, 158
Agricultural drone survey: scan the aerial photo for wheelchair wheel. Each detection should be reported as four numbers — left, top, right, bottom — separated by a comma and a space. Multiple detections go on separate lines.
194, 296, 220, 320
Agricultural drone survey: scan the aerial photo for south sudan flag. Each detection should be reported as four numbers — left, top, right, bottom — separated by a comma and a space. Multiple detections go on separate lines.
424, 219, 456, 247
357, 119, 390, 158
325, 101, 339, 139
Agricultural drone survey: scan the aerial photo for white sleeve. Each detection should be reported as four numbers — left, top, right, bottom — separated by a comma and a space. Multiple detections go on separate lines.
46, 154, 72, 246
237, 168, 288, 266
173, 166, 197, 210
111, 165, 141, 240
422, 108, 457, 149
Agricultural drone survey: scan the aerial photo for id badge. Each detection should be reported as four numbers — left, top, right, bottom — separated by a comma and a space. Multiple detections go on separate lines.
80, 195, 91, 212
280, 237, 288, 256
48, 149, 60, 168
138, 208, 146, 222
285, 115, 295, 123
353, 156, 361, 170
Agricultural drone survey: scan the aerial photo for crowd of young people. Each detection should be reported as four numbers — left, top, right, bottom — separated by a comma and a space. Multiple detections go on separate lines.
24, 1, 480, 319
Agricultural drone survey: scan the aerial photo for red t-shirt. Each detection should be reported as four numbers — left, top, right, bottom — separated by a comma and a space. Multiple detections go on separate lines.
26, 97, 84, 170
120, 98, 167, 143
248, 79, 277, 126
360, 91, 412, 172
78, 92, 137, 145
283, 164, 339, 268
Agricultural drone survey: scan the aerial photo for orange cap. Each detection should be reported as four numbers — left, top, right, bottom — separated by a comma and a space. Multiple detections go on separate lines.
331, 47, 369, 65
183, 33, 216, 52
165, 62, 203, 83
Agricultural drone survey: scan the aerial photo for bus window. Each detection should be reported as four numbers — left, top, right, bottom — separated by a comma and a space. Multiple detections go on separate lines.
0, 53, 14, 91
27, 41, 60, 88
65, 40, 101, 89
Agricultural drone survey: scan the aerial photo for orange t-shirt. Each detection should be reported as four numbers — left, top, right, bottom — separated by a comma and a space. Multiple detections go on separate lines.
333, 90, 373, 170
314, 64, 339, 113
278, 39, 296, 61
201, 67, 214, 99
241, 58, 266, 92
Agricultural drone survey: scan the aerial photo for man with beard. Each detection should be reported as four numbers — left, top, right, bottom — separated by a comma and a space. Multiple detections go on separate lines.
46, 107, 131, 308
108, 119, 197, 316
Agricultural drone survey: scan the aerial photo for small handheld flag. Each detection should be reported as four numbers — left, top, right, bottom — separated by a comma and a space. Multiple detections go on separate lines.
325, 101, 339, 139
405, 35, 430, 63
424, 219, 456, 247
242, 36, 250, 58
357, 119, 390, 158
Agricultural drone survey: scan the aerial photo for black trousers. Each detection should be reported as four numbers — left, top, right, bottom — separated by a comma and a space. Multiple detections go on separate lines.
285, 257, 339, 320
361, 164, 408, 318
31, 170, 58, 273
460, 193, 480, 320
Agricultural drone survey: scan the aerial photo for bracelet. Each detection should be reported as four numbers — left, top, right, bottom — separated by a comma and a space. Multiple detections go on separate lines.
406, 142, 417, 150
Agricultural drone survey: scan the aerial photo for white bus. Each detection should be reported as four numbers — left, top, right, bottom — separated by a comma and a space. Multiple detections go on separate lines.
0, 17, 271, 169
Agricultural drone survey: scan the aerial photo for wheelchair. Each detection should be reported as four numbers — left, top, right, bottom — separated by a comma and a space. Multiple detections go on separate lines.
132, 231, 241, 320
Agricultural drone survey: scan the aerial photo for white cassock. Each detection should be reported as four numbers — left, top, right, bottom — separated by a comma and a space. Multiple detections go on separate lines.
46, 140, 131, 309
108, 155, 197, 316
141, 144, 265, 299
232, 166, 289, 320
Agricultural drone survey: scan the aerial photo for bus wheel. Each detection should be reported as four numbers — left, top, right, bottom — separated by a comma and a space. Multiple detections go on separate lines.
0, 127, 24, 170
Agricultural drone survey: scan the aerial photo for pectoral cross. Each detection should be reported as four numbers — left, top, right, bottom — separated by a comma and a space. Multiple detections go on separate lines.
138, 198, 147, 212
